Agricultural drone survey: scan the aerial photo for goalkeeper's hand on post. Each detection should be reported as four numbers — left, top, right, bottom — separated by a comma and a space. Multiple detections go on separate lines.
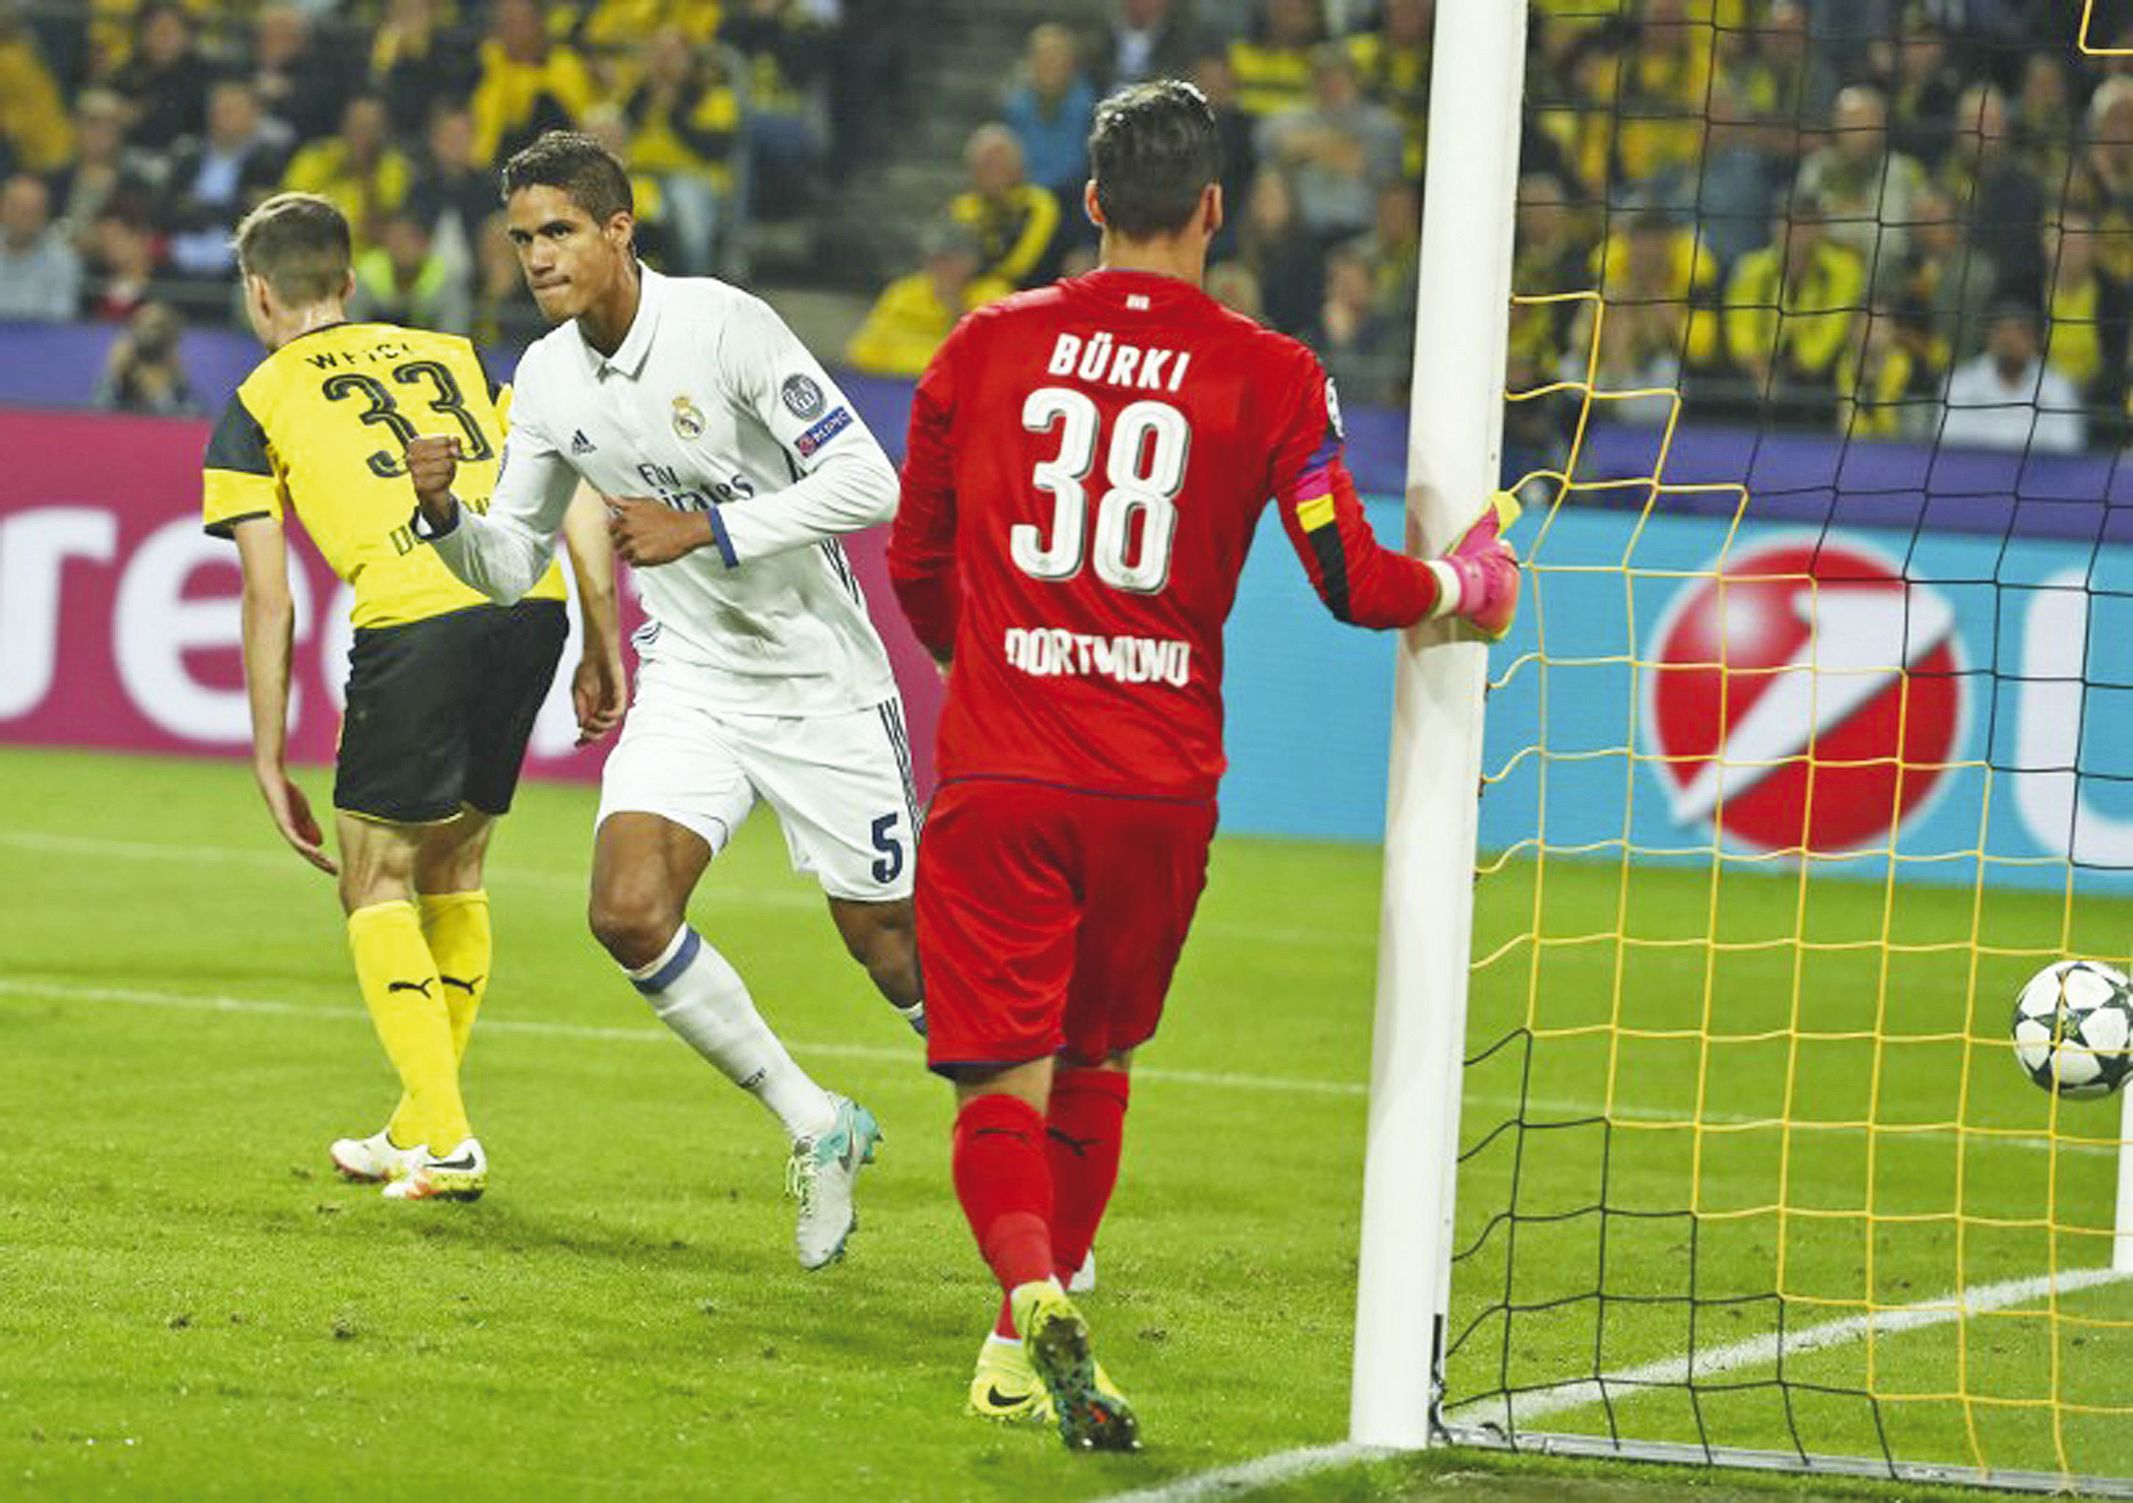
1425, 491, 1522, 641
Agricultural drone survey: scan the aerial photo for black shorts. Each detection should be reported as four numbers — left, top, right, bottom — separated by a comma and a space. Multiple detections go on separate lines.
335, 599, 568, 824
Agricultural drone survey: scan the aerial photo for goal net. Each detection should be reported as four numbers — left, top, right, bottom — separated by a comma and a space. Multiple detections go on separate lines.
1420, 0, 2133, 1492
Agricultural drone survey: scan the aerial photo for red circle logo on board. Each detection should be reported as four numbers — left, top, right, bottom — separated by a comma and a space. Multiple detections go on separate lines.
1645, 538, 1966, 854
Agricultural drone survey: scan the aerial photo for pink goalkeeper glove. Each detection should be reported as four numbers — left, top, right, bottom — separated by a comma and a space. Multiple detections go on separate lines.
1425, 491, 1522, 641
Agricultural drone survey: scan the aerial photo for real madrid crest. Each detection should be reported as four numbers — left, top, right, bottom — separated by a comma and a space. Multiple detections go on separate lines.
672, 394, 706, 440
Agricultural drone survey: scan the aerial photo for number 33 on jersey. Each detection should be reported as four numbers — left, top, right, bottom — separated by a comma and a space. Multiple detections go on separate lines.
204, 323, 565, 628
890, 266, 1447, 803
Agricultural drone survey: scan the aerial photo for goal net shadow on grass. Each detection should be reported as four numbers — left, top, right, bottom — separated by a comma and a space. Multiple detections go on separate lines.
1434, 3, 2133, 1494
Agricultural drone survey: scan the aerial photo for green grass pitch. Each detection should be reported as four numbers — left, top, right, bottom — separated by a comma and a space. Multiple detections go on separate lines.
5, 746, 2133, 1501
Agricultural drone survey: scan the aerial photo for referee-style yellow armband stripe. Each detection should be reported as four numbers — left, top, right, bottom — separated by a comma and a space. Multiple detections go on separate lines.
1297, 493, 1338, 532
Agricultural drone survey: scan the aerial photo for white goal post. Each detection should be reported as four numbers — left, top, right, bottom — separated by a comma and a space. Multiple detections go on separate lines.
1349, 0, 1528, 1451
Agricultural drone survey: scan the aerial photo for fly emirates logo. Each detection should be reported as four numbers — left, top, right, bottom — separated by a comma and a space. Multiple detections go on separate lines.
1004, 627, 1192, 688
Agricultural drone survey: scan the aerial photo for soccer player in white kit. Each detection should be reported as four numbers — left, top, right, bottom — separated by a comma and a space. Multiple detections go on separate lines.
404, 132, 921, 1271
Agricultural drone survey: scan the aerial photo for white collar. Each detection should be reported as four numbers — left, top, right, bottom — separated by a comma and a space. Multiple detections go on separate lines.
579, 263, 665, 381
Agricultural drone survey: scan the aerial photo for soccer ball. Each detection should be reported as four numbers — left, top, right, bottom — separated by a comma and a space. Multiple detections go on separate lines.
2010, 960, 2133, 1100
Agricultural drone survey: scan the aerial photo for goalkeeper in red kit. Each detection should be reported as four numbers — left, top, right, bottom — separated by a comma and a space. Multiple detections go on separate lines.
888, 79, 1519, 1453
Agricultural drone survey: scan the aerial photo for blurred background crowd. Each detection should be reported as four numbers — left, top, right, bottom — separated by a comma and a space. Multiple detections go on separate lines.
0, 0, 2121, 455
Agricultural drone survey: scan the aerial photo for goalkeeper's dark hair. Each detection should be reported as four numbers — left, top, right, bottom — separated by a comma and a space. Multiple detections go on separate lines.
1088, 80, 1221, 240
233, 192, 350, 305
500, 129, 634, 223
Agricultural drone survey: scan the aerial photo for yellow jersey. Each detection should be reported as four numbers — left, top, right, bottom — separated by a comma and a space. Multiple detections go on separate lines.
202, 321, 566, 629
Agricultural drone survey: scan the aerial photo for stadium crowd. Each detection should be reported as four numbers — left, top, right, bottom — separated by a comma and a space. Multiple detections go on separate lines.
0, 0, 889, 366
2, 0, 2126, 453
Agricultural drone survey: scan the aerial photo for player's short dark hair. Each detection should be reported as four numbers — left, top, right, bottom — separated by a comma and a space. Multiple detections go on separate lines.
1088, 80, 1221, 240
232, 192, 350, 304
500, 129, 634, 223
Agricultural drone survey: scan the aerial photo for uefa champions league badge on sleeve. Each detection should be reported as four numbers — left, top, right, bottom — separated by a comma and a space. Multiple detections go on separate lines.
780, 374, 826, 420
672, 394, 706, 440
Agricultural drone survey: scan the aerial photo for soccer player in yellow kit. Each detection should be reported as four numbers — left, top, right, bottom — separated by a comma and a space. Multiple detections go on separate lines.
203, 192, 623, 1200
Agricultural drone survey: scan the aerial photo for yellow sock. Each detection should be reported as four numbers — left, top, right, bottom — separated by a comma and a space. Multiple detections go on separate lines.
389, 891, 491, 1144
349, 900, 470, 1153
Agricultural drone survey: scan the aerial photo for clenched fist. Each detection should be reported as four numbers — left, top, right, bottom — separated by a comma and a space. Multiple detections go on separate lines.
406, 434, 463, 529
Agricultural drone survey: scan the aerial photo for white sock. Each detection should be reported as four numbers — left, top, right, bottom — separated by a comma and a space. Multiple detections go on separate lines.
627, 925, 837, 1142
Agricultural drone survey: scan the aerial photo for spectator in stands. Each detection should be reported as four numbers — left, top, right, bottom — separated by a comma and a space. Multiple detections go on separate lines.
1345, 0, 1428, 179
1941, 302, 2084, 453
1595, 208, 1720, 369
2070, 80, 2133, 343
1506, 171, 1586, 393
580, 104, 679, 270
0, 3, 72, 179
46, 89, 151, 258
1237, 163, 1320, 334
0, 173, 81, 320
2014, 54, 2074, 192
1612, 0, 1714, 205
845, 221, 1010, 377
371, 0, 480, 140
1794, 85, 1929, 271
1092, 0, 1204, 92
471, 0, 598, 167
2043, 212, 2109, 405
950, 123, 1062, 289
1206, 259, 1264, 320
1004, 25, 1097, 207
162, 80, 287, 280
283, 94, 413, 250
1310, 241, 1407, 406
723, 0, 834, 209
1193, 50, 1257, 259
406, 105, 495, 288
1229, 0, 1323, 120
1839, 307, 1925, 441
623, 26, 743, 277
95, 300, 193, 414
247, 5, 345, 148
352, 208, 470, 335
1891, 184, 1995, 386
1949, 82, 2044, 310
1722, 201, 1867, 414
1879, 14, 1961, 170
109, 3, 207, 154
1255, 45, 1404, 247
83, 201, 160, 322
470, 209, 540, 348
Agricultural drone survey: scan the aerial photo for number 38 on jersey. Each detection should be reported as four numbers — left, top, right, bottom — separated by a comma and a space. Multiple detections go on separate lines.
1012, 386, 1188, 595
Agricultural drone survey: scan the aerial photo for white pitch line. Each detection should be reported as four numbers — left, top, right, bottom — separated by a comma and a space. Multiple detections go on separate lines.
1106, 1267, 2133, 1503
0, 828, 1368, 952
1097, 1442, 1391, 1503
1448, 1263, 2133, 1429
0, 977, 1365, 1097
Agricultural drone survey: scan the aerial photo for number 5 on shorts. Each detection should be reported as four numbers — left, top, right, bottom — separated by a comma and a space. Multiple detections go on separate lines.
870, 812, 904, 884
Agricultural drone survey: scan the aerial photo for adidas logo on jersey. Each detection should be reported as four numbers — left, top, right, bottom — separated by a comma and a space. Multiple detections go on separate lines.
570, 430, 596, 455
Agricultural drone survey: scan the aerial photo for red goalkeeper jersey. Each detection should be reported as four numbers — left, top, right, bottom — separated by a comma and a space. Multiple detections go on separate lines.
889, 266, 1443, 801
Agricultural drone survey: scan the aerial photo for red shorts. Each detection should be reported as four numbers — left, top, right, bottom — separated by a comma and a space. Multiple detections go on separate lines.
918, 779, 1217, 1073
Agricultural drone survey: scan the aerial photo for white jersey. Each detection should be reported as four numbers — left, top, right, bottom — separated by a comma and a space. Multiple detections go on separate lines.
431, 266, 902, 715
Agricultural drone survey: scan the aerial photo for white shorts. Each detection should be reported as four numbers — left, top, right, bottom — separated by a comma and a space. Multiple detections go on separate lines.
596, 659, 920, 902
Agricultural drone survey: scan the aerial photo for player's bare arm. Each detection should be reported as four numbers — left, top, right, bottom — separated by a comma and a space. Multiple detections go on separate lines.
231, 516, 338, 876
605, 494, 714, 567
561, 483, 628, 744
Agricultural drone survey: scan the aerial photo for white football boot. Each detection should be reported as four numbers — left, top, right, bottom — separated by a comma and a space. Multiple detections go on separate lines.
382, 1137, 488, 1202
330, 1128, 424, 1184
785, 1096, 882, 1270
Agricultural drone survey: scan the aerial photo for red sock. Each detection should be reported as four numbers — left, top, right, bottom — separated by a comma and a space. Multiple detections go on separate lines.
952, 1094, 1055, 1300
987, 1067, 1133, 1339
1047, 1066, 1131, 1282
